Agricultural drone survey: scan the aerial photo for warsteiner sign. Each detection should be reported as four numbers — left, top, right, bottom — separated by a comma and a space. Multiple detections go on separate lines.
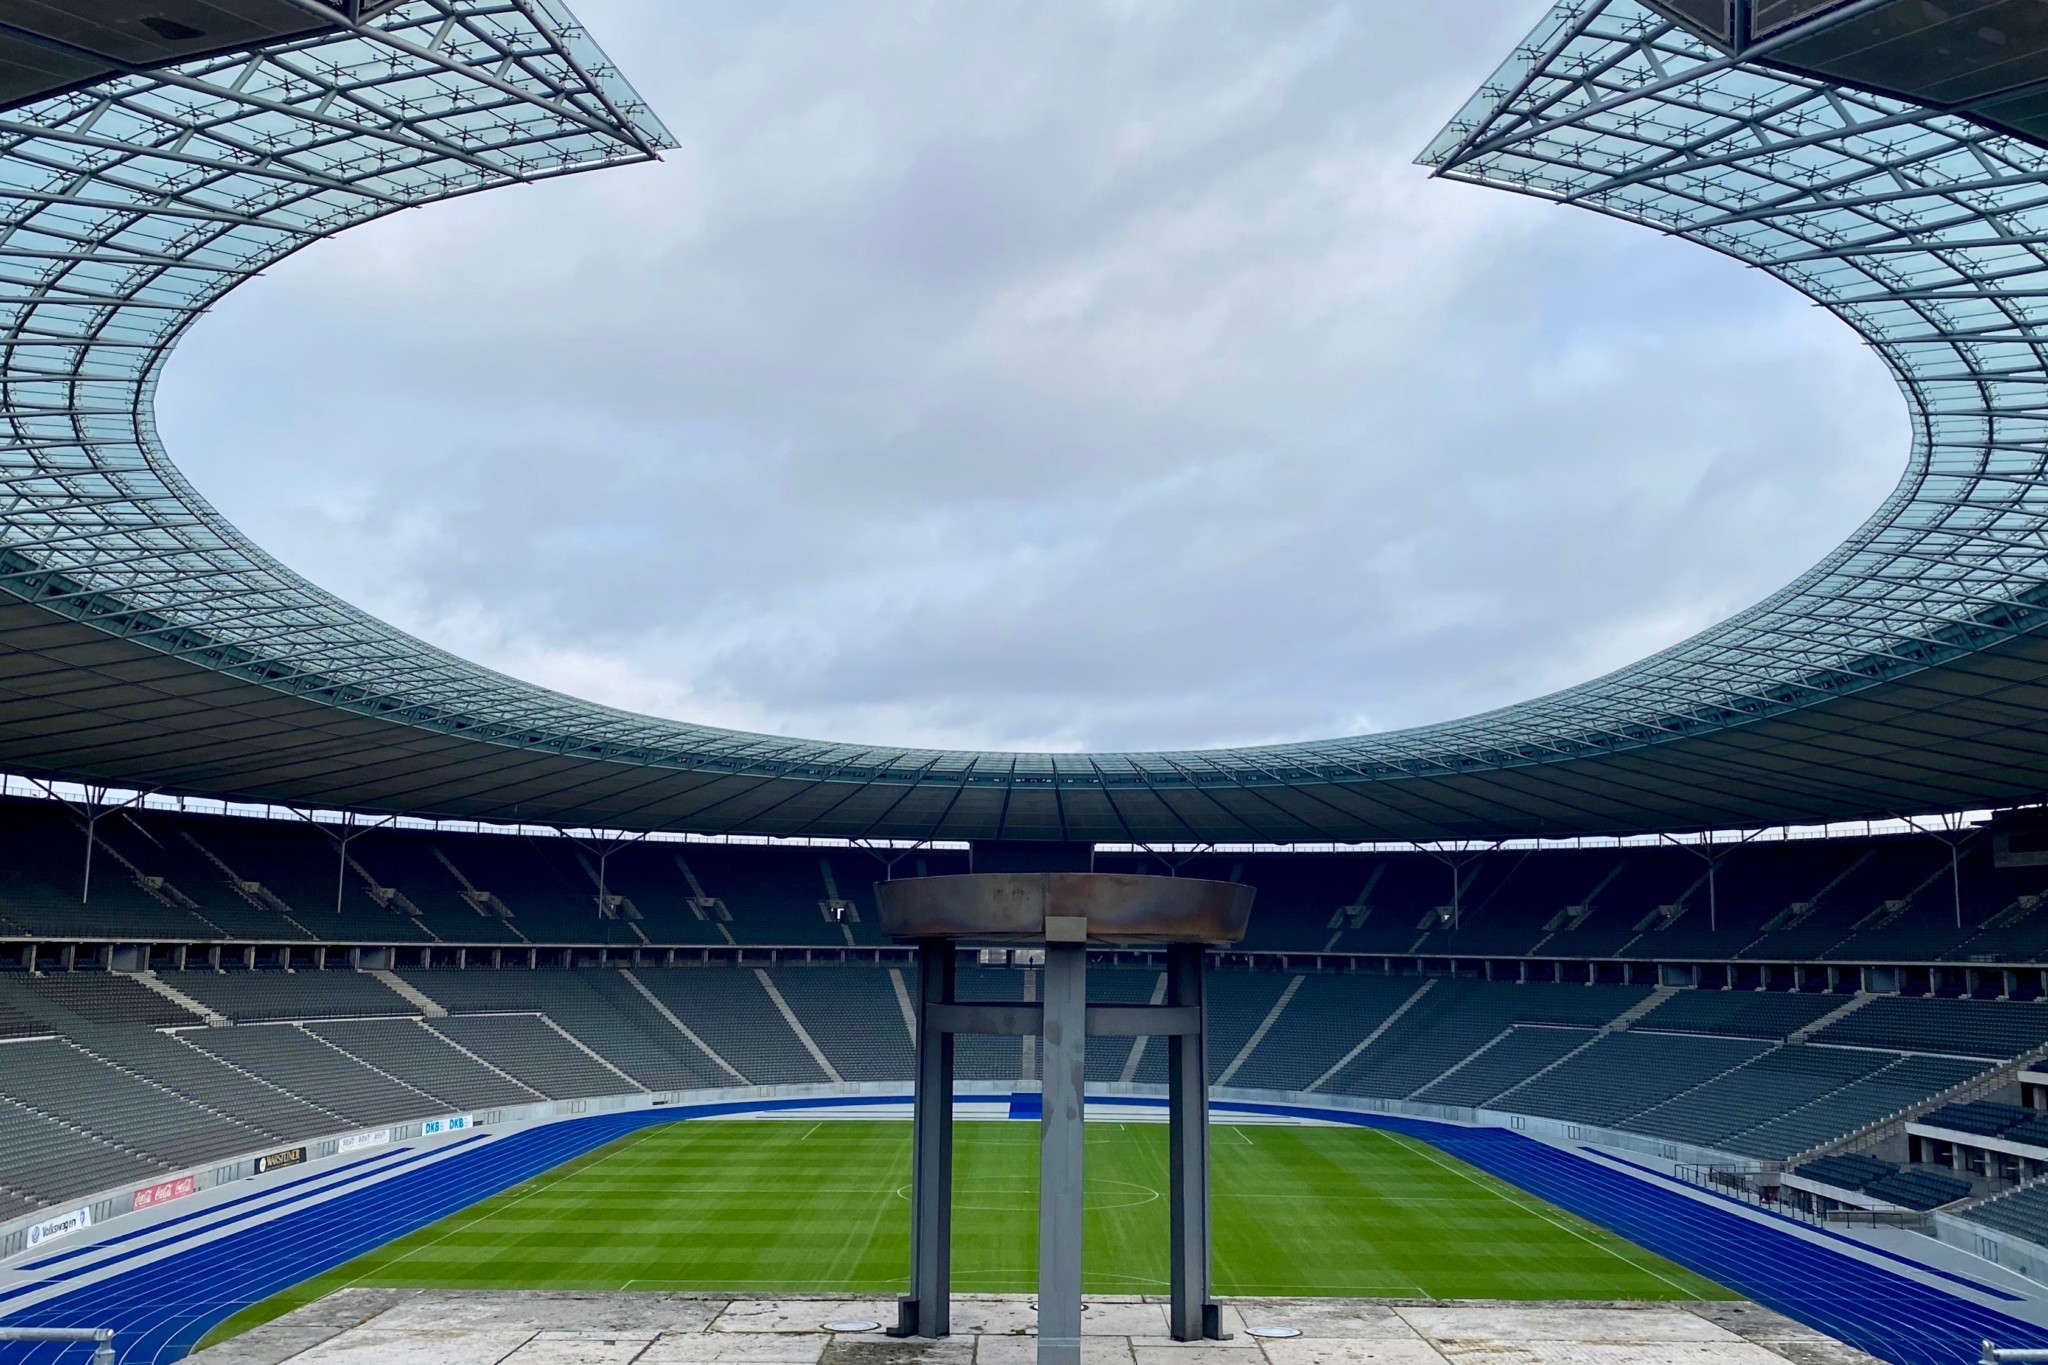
253, 1146, 307, 1174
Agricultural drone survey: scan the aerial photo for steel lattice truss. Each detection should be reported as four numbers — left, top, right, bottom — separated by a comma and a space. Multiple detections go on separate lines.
2, 0, 2047, 842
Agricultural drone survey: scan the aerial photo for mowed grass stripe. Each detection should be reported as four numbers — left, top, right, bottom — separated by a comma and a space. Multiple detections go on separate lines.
203, 1120, 1729, 1346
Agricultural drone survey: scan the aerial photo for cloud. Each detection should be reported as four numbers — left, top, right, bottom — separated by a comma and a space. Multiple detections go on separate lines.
155, 0, 1905, 754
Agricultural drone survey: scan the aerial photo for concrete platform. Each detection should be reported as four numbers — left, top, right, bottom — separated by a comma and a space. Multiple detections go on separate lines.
186, 1292, 1882, 1365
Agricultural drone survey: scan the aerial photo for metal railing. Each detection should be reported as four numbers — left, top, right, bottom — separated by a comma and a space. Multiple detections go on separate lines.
0, 1327, 114, 1362
1983, 1344, 2048, 1363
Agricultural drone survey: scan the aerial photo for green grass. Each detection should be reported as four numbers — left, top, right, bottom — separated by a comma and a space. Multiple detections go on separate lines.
201, 1119, 1729, 1347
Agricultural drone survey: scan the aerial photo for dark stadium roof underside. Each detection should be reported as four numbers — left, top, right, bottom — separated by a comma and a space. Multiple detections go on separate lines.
4, 0, 2048, 842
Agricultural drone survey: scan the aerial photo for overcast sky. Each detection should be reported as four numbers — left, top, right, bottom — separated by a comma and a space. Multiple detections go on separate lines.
157, 0, 1904, 755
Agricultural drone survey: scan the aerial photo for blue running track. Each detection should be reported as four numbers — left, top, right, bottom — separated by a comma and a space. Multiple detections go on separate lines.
0, 1101, 2043, 1365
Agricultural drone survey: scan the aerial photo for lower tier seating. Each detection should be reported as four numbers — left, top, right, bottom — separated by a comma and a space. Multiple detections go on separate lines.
0, 964, 2042, 1230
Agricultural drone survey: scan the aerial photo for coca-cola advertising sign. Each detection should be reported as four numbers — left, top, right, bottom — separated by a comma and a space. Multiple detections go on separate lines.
133, 1176, 196, 1210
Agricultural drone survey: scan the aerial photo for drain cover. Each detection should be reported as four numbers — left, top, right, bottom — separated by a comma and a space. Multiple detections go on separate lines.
822, 1321, 881, 1333
1247, 1326, 1302, 1339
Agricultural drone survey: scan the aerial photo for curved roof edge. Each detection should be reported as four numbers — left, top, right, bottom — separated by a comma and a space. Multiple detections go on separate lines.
2, 0, 2047, 841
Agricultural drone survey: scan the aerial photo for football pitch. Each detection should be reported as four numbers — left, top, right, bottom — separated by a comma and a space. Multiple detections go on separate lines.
204, 1118, 1729, 1345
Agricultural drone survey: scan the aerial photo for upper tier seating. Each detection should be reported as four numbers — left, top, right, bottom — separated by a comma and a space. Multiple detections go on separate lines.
1, 793, 2045, 964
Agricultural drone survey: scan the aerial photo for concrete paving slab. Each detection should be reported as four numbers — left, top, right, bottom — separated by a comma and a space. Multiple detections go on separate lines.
1255, 1341, 1449, 1365
504, 1335, 656, 1364
1398, 1306, 1740, 1343
1132, 1346, 1254, 1365
289, 1326, 537, 1364
824, 1337, 977, 1365
376, 1290, 719, 1334
184, 1292, 1880, 1365
935, 1299, 1040, 1336
1225, 1302, 1413, 1340
639, 1335, 829, 1364
713, 1302, 898, 1334
173, 1323, 369, 1365
974, 1337, 1134, 1365
1075, 1304, 1169, 1336
1430, 1346, 1790, 1365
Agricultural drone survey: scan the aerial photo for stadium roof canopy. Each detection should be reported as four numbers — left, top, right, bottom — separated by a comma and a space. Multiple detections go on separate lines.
4, 0, 2048, 843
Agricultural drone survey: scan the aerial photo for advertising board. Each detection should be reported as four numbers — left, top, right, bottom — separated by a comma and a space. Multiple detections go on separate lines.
25, 1206, 91, 1249
132, 1176, 196, 1210
420, 1114, 474, 1135
253, 1146, 307, 1174
337, 1129, 392, 1154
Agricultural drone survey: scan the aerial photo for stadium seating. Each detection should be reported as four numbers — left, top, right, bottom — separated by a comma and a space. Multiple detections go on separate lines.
1083, 968, 1166, 1084
1917, 1101, 2036, 1138
400, 968, 724, 1091
1624, 1045, 1894, 1147
1499, 1031, 1773, 1129
183, 1025, 443, 1127
1, 786, 2046, 1228
1796, 1153, 1896, 1192
1724, 1055, 1991, 1160
308, 1018, 541, 1111
160, 970, 412, 1022
6, 796, 2048, 966
1407, 1025, 1597, 1108
427, 1015, 631, 1099
0, 1095, 162, 1210
767, 965, 916, 1082
952, 965, 1031, 1083
1809, 998, 2048, 1060
19, 974, 195, 1027
1227, 973, 1425, 1092
1863, 1168, 1973, 1210
1325, 980, 1649, 1100
0, 1038, 270, 1169
1963, 1181, 2048, 1243
1632, 990, 1845, 1040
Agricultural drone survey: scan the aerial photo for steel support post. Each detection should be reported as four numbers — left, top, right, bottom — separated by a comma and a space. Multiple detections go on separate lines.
1166, 942, 1220, 1341
1038, 935, 1088, 1365
892, 938, 956, 1339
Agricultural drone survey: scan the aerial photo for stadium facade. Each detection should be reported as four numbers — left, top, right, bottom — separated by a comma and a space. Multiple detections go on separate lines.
4, 1, 2048, 842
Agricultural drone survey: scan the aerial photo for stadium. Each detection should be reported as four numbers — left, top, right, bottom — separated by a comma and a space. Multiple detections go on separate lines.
5, 0, 2048, 1361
